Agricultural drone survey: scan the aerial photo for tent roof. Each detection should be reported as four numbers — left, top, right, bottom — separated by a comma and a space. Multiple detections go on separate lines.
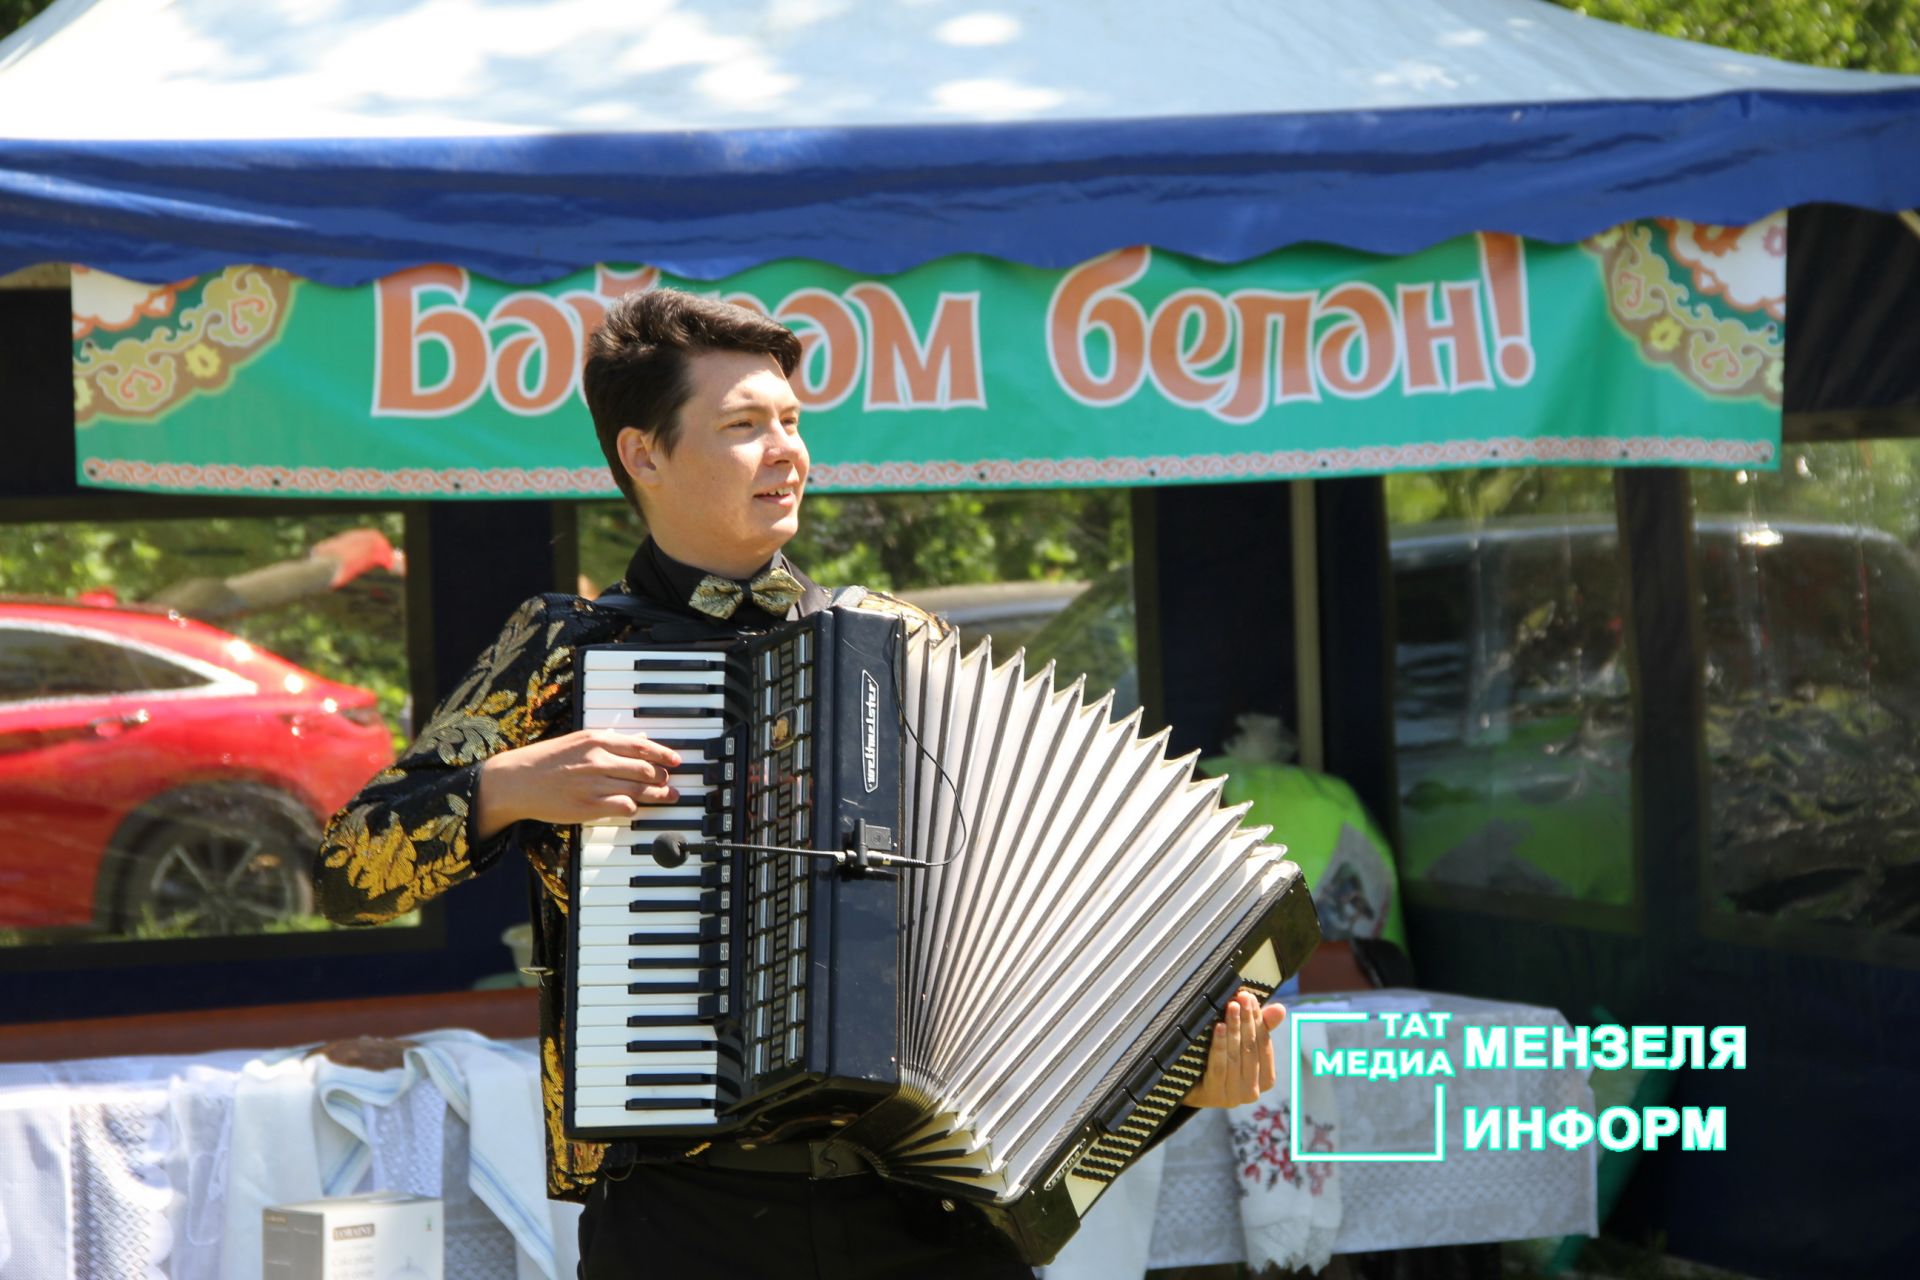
3, 0, 1918, 283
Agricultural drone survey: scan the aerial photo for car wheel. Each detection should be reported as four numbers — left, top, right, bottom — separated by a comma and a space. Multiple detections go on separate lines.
113, 786, 319, 936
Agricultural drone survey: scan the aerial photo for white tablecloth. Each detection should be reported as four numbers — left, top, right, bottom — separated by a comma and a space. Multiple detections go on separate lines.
0, 1031, 579, 1280
1047, 990, 1597, 1278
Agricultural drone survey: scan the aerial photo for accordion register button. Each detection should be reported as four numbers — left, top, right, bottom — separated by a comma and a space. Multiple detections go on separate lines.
1122, 1055, 1165, 1104
1094, 1089, 1138, 1135
1205, 965, 1241, 1009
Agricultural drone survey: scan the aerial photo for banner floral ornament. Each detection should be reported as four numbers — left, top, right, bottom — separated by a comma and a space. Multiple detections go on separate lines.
72, 266, 296, 424
1586, 216, 1786, 406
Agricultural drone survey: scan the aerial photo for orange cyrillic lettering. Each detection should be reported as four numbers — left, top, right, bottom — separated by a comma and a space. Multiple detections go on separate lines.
373, 265, 488, 416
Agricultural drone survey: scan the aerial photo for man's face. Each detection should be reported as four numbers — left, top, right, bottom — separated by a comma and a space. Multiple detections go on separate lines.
620, 348, 808, 578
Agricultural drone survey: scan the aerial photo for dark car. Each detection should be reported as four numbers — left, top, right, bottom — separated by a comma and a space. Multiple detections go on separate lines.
1391, 514, 1920, 932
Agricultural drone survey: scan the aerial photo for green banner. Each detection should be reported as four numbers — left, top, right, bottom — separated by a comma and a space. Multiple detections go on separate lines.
72, 219, 1783, 498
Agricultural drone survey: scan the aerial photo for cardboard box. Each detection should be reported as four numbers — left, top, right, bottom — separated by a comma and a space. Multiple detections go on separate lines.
263, 1191, 443, 1280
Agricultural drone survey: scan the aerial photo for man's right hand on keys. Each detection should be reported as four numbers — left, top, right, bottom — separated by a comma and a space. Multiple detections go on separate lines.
474, 729, 682, 839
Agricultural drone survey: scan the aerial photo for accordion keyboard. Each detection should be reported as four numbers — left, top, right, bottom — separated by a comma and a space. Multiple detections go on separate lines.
570, 648, 739, 1134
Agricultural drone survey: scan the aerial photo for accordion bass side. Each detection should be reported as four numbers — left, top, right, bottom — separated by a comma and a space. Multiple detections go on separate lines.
563, 603, 1320, 1264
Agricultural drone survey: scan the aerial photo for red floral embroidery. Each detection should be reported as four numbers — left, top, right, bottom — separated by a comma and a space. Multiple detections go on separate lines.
1230, 1102, 1336, 1195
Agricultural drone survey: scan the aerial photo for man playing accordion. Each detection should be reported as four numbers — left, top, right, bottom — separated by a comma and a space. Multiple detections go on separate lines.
315, 289, 1287, 1279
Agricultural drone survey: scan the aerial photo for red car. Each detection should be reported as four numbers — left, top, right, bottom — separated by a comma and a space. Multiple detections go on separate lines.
0, 599, 395, 936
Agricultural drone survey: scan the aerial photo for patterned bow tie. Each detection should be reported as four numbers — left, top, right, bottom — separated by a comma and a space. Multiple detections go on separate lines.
688, 565, 807, 620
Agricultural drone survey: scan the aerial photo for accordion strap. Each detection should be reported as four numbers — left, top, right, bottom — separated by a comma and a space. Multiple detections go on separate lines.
590, 590, 740, 643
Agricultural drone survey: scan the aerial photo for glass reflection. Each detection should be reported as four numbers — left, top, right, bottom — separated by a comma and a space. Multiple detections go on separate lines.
1386, 469, 1632, 904
0, 516, 406, 945
1694, 443, 1920, 939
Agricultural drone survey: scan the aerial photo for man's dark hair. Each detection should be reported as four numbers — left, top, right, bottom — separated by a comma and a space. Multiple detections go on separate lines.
582, 289, 802, 508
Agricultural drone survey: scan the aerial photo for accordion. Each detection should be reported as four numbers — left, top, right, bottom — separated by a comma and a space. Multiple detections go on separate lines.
563, 600, 1318, 1263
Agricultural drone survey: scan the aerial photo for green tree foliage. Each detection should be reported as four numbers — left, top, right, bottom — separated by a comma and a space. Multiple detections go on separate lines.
1551, 1, 1920, 73
576, 490, 1132, 597
1, 0, 54, 39
0, 515, 412, 742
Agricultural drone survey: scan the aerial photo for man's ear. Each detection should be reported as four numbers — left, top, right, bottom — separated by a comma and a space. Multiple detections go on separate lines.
616, 426, 659, 494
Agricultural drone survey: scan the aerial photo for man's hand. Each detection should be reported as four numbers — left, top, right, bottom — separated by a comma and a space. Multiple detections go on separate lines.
1181, 988, 1287, 1109
474, 729, 682, 840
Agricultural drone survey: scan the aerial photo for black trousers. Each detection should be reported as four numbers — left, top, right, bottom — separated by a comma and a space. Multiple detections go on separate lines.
578, 1163, 1037, 1279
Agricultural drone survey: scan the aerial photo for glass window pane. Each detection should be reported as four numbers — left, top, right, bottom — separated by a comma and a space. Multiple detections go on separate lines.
0, 515, 409, 947
1692, 442, 1920, 941
1386, 468, 1633, 906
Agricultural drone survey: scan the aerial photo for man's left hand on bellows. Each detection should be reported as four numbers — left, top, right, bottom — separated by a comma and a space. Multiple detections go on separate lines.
1182, 988, 1286, 1108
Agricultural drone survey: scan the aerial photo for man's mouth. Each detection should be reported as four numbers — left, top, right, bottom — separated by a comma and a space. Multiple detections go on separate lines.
755, 483, 800, 503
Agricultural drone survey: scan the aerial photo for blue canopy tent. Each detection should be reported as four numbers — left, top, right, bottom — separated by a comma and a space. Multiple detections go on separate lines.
2, 0, 1918, 284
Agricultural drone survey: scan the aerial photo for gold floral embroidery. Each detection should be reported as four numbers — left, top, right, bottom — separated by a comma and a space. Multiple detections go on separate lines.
542, 1033, 608, 1200
418, 689, 519, 764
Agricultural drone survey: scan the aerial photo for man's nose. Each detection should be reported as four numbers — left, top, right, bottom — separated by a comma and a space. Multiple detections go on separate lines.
764, 422, 804, 464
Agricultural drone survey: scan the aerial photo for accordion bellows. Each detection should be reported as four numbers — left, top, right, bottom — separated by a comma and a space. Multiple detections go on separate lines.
891, 626, 1299, 1198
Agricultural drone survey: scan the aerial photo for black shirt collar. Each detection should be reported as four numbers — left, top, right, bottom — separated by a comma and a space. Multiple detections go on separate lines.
619, 539, 826, 628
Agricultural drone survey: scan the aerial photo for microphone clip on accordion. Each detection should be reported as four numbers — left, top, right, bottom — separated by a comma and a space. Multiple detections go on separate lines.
649, 818, 937, 875
563, 603, 1320, 1265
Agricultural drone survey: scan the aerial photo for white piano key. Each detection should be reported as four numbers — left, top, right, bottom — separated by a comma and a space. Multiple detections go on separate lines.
572, 1046, 717, 1071
620, 1023, 718, 1042
582, 650, 726, 669
575, 1024, 715, 1051
581, 825, 710, 847
572, 1104, 714, 1129
590, 966, 709, 987
581, 864, 686, 888
577, 907, 707, 929
579, 890, 718, 921
572, 1005, 721, 1031
572, 932, 718, 959
579, 882, 708, 906
576, 982, 714, 997
583, 709, 726, 732
579, 857, 707, 877
574, 1084, 713, 1110
573, 1072, 720, 1098
611, 805, 710, 825
583, 691, 726, 711
584, 668, 725, 689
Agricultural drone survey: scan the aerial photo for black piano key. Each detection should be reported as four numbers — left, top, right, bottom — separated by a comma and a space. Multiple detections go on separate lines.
624, 1097, 716, 1112
629, 943, 725, 968
627, 705, 714, 719
628, 922, 724, 946
626, 996, 721, 1027
627, 891, 721, 915
625, 1072, 717, 1087
628, 868, 724, 890
625, 1039, 716, 1055
629, 816, 706, 833
648, 736, 720, 755
630, 681, 721, 695
628, 659, 720, 673
622, 1039, 743, 1062
628, 971, 721, 995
